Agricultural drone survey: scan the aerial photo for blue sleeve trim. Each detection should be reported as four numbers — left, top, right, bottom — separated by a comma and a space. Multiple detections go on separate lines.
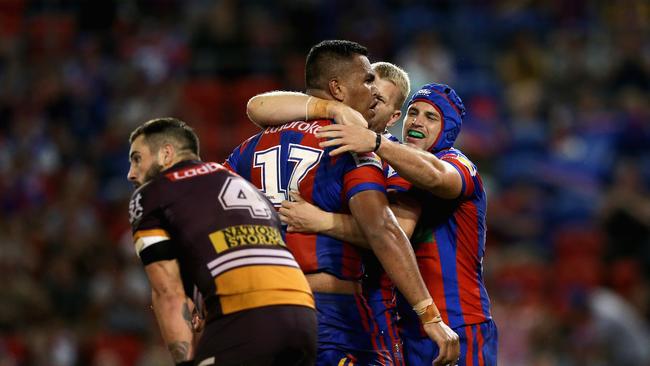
387, 184, 409, 193
346, 182, 386, 202
447, 161, 467, 198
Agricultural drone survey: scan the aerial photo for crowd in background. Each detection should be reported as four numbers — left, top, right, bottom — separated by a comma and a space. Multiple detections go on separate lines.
1, 1, 649, 365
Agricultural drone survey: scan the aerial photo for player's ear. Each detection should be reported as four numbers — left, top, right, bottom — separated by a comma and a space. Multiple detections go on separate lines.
158, 143, 175, 167
386, 110, 402, 129
329, 78, 345, 102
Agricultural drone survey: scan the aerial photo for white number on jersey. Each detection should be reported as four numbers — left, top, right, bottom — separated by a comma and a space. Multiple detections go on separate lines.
218, 176, 273, 219
253, 144, 322, 206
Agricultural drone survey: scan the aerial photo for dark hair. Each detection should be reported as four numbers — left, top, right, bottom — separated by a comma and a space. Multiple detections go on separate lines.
305, 40, 368, 90
129, 117, 200, 156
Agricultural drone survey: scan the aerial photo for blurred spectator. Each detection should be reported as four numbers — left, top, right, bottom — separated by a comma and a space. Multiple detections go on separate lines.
1, 1, 649, 365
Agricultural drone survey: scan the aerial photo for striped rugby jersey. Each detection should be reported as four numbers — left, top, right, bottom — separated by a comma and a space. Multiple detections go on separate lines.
224, 119, 386, 280
389, 148, 492, 329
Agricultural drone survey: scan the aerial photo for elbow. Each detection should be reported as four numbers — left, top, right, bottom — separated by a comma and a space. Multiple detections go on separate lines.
246, 96, 263, 126
363, 215, 404, 250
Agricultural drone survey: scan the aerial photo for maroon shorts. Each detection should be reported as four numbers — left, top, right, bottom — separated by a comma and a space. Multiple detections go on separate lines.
194, 305, 317, 366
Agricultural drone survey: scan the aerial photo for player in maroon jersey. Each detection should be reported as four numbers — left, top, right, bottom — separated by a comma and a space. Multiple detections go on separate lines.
127, 117, 317, 366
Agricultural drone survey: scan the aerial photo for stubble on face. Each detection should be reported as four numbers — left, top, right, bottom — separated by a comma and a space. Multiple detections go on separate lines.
139, 161, 162, 188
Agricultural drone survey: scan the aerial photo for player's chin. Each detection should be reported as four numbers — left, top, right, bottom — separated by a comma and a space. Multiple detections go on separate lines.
404, 138, 426, 150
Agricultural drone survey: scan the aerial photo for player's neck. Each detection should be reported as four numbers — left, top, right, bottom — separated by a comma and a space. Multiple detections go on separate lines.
162, 154, 199, 170
306, 89, 334, 101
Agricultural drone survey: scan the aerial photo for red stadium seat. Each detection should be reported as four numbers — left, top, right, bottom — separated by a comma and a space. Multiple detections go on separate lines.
91, 333, 143, 366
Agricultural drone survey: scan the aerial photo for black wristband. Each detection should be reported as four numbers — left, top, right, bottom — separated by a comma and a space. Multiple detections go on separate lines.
373, 132, 382, 152
176, 361, 194, 366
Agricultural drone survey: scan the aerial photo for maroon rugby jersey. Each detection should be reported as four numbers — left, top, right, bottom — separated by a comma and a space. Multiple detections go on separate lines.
129, 160, 314, 318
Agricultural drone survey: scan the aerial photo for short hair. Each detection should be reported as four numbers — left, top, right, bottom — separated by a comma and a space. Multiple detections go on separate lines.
129, 117, 200, 156
305, 40, 369, 90
372, 62, 410, 109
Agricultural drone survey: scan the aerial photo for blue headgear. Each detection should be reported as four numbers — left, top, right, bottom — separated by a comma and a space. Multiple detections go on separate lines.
407, 83, 466, 152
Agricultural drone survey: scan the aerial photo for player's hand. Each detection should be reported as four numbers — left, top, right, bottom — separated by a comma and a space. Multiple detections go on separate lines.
279, 192, 327, 233
316, 124, 376, 156
329, 102, 368, 128
422, 321, 460, 366
186, 298, 204, 333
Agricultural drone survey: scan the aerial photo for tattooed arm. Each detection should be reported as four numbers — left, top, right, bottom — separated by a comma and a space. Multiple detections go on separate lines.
144, 259, 195, 363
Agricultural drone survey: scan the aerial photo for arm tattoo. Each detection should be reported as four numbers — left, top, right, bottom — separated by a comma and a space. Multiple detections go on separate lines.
168, 341, 191, 362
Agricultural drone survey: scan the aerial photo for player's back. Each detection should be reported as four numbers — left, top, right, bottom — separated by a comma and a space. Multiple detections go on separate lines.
129, 160, 314, 320
225, 119, 386, 281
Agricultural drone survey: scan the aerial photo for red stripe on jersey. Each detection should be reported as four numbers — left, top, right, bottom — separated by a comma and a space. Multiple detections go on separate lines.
416, 241, 449, 324
343, 165, 385, 196
285, 232, 318, 273
477, 324, 485, 366
296, 129, 324, 203
341, 243, 361, 279
386, 173, 411, 191
465, 325, 475, 366
454, 200, 484, 325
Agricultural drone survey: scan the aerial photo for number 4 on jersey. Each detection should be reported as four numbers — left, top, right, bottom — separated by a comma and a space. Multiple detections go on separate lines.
218, 177, 273, 219
254, 144, 322, 206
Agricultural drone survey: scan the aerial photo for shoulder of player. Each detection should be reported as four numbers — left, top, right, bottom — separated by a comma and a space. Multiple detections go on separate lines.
436, 148, 479, 176
348, 151, 382, 170
381, 131, 400, 143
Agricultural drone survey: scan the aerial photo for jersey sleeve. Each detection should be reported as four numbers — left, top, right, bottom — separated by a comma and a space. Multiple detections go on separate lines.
385, 163, 412, 192
342, 152, 386, 202
128, 185, 175, 265
440, 152, 478, 198
224, 146, 241, 173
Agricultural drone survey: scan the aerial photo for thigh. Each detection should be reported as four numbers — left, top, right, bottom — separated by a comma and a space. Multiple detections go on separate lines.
315, 293, 393, 366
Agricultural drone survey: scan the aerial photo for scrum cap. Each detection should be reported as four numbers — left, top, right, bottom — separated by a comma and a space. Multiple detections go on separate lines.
407, 83, 466, 152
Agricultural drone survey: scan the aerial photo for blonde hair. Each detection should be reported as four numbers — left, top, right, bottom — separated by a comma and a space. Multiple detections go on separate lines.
372, 62, 411, 109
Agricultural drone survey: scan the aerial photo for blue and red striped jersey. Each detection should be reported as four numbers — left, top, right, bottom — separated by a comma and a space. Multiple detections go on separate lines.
224, 119, 386, 280
391, 147, 492, 329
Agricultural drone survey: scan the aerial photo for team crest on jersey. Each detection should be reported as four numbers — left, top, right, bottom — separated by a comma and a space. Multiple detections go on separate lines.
129, 192, 143, 224
351, 152, 382, 170
386, 165, 399, 178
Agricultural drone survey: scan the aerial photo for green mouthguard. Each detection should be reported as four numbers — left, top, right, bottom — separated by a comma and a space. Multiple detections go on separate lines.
407, 130, 425, 139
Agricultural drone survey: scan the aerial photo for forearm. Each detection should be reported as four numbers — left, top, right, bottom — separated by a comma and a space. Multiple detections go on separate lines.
152, 292, 195, 363
247, 91, 336, 127
351, 196, 430, 306
365, 217, 432, 306
377, 137, 447, 191
320, 212, 369, 248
